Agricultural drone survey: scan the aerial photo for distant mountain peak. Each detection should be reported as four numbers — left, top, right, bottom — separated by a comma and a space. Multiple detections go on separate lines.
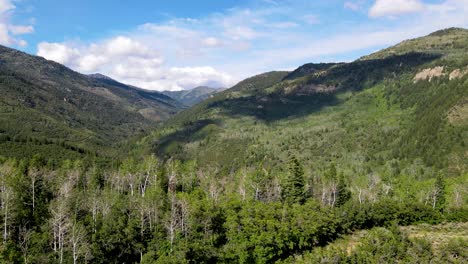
428, 27, 468, 37
162, 85, 225, 106
359, 27, 468, 61
88, 73, 115, 81
0, 45, 183, 158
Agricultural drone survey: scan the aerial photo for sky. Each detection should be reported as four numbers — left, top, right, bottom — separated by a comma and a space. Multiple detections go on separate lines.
0, 0, 467, 91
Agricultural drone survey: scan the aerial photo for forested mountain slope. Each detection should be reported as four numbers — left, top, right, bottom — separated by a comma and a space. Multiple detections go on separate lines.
282, 222, 468, 263
0, 28, 466, 264
0, 47, 182, 161
162, 86, 223, 107
142, 28, 468, 177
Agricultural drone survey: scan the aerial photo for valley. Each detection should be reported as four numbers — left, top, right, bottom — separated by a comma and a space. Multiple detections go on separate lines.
0, 26, 466, 263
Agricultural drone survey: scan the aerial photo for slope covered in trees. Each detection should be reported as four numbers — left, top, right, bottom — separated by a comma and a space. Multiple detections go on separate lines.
0, 28, 466, 263
162, 86, 224, 107
141, 28, 468, 175
0, 47, 183, 161
0, 153, 465, 263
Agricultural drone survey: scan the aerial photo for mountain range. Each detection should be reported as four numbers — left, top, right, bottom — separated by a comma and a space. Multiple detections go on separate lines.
0, 46, 183, 160
0, 28, 466, 172
162, 86, 224, 107
0, 27, 466, 263
141, 27, 467, 176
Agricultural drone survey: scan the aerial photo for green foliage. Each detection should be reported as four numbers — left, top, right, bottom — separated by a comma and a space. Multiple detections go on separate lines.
162, 86, 223, 107
282, 156, 306, 204
438, 238, 468, 263
141, 30, 467, 180
0, 45, 182, 162
335, 173, 351, 207
286, 223, 468, 264
434, 173, 447, 212
0, 28, 467, 264
0, 156, 466, 263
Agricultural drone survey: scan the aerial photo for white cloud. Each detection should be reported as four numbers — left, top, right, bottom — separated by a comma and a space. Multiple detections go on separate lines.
35, 0, 467, 91
101, 36, 153, 57
8, 25, 34, 35
0, 0, 14, 13
37, 42, 80, 64
250, 0, 468, 68
76, 54, 108, 72
224, 26, 258, 40
202, 37, 223, 47
37, 36, 233, 91
0, 0, 34, 46
112, 66, 232, 91
369, 0, 424, 17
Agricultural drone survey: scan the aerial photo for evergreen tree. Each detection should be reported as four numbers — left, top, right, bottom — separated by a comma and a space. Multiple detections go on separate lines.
335, 173, 351, 207
325, 163, 337, 181
282, 156, 306, 204
433, 173, 446, 212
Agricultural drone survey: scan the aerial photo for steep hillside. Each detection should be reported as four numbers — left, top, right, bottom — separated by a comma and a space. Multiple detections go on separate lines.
162, 86, 224, 106
141, 28, 468, 177
0, 46, 182, 161
361, 27, 468, 61
282, 62, 341, 81
0, 28, 466, 264
282, 222, 468, 263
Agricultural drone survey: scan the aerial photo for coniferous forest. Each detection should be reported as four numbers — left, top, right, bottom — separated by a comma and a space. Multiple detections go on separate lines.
0, 21, 467, 264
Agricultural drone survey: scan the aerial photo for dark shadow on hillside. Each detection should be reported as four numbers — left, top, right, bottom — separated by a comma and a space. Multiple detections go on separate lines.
152, 52, 442, 159
207, 52, 442, 122
312, 52, 442, 90
152, 119, 219, 159
208, 93, 339, 122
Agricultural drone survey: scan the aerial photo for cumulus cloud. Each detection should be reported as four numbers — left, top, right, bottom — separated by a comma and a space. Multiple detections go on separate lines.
35, 0, 467, 91
125, 66, 232, 91
0, 0, 34, 46
37, 36, 233, 91
369, 0, 424, 17
0, 0, 14, 13
252, 0, 468, 68
37, 42, 80, 64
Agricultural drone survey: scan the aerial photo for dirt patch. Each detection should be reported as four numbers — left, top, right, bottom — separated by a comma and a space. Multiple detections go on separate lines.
401, 222, 468, 253
286, 84, 337, 95
83, 86, 122, 102
413, 66, 445, 82
447, 98, 468, 125
449, 66, 468, 80
139, 108, 163, 121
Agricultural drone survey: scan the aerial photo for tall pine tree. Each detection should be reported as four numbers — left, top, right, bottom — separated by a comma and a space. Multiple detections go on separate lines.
433, 173, 446, 212
335, 173, 351, 207
282, 156, 306, 204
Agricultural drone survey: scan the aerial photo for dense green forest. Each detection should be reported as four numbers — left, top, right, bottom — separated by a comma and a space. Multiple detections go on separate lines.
0, 155, 466, 263
162, 86, 224, 107
0, 46, 182, 161
0, 28, 467, 263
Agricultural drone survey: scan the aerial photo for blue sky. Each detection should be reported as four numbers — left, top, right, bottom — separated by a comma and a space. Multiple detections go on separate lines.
1, 0, 467, 90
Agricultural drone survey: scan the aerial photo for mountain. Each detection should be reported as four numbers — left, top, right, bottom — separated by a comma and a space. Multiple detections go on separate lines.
142, 28, 468, 176
0, 28, 466, 264
0, 46, 182, 161
162, 86, 224, 106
